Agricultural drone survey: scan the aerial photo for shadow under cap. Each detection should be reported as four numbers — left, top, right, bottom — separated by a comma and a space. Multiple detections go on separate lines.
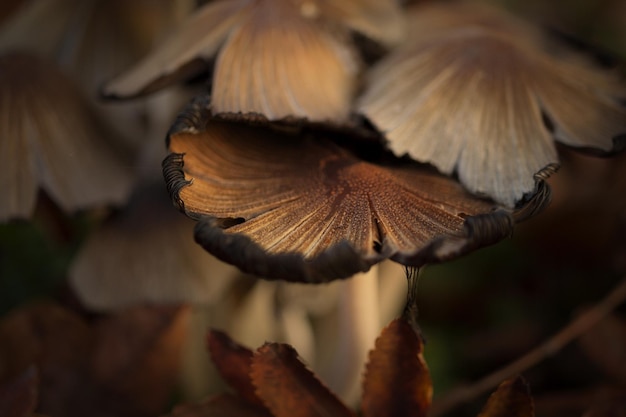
162, 100, 544, 283
0, 52, 134, 222
357, 3, 626, 208
102, 0, 404, 125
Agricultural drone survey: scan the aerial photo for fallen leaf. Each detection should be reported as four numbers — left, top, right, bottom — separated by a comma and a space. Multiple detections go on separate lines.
0, 301, 92, 414
0, 301, 189, 417
207, 330, 265, 408
91, 306, 190, 415
250, 343, 355, 417
477, 376, 534, 417
361, 317, 432, 417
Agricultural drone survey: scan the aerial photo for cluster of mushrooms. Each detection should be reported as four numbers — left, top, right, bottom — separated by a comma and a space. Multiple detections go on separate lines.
0, 0, 625, 410
104, 0, 626, 283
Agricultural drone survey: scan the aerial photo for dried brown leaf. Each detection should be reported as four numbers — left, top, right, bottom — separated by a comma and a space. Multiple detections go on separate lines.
361, 318, 432, 417
0, 53, 133, 221
0, 366, 38, 417
0, 302, 188, 417
477, 376, 534, 417
90, 306, 190, 415
0, 302, 92, 416
0, 302, 92, 384
250, 343, 355, 417
207, 330, 264, 408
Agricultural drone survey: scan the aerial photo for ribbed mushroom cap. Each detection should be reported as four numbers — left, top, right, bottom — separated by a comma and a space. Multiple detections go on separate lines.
103, 0, 404, 125
162, 97, 539, 283
0, 0, 195, 151
0, 52, 133, 222
69, 182, 237, 311
358, 3, 626, 207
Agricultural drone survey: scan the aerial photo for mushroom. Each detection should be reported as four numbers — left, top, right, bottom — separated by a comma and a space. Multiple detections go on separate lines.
357, 2, 626, 207
103, 0, 405, 125
162, 96, 540, 283
0, 0, 195, 150
178, 261, 407, 405
0, 52, 133, 222
68, 181, 239, 311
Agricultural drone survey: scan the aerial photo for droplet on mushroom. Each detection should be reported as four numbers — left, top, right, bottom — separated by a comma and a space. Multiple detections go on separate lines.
0, 52, 134, 222
102, 0, 405, 125
162, 97, 534, 283
358, 3, 626, 207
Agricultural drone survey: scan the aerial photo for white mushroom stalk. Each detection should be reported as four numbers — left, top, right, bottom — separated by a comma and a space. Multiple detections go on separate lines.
318, 266, 381, 405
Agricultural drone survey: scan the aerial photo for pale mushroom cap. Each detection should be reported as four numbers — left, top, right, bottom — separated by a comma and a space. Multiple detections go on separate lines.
0, 0, 196, 151
68, 182, 238, 311
358, 3, 626, 207
102, 0, 404, 125
210, 0, 358, 123
0, 53, 134, 221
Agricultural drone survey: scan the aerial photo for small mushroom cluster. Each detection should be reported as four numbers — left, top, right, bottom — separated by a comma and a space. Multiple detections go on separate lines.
104, 0, 626, 283
0, 0, 231, 310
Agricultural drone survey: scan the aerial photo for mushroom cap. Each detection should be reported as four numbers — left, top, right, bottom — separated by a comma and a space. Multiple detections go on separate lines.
68, 182, 238, 311
102, 0, 404, 125
357, 3, 626, 207
0, 52, 134, 222
162, 97, 542, 283
0, 0, 196, 151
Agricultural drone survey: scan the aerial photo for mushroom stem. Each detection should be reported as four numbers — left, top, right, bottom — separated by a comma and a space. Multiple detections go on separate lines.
279, 303, 316, 366
431, 275, 626, 416
324, 265, 381, 405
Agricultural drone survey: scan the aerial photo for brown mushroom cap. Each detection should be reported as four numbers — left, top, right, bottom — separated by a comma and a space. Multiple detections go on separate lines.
103, 0, 404, 125
162, 97, 536, 283
358, 3, 626, 207
0, 52, 133, 222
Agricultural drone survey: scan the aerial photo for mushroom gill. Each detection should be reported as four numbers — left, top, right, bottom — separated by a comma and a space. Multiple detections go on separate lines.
103, 0, 405, 125
0, 52, 133, 222
162, 98, 533, 282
